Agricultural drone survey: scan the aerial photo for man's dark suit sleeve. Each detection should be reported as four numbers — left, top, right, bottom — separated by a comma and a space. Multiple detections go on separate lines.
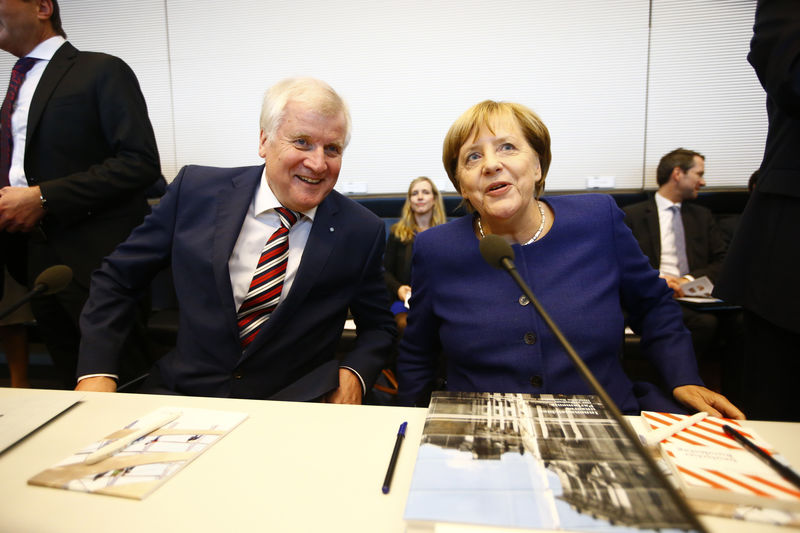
383, 232, 405, 300
77, 167, 181, 377
748, 0, 800, 120
343, 220, 397, 390
34, 51, 161, 222
685, 206, 727, 282
622, 202, 659, 271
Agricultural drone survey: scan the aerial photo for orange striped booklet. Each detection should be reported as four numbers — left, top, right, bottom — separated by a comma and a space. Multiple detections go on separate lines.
641, 411, 800, 512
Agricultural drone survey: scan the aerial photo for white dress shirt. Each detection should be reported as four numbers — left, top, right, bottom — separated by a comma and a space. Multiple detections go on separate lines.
8, 36, 65, 188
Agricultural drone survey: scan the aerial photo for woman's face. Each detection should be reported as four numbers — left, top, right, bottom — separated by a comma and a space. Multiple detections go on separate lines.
409, 180, 435, 216
456, 116, 542, 224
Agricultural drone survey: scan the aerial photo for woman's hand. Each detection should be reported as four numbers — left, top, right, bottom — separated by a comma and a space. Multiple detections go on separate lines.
397, 285, 412, 301
673, 385, 745, 419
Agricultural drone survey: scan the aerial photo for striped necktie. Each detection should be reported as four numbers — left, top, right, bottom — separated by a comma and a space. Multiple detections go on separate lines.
237, 206, 300, 348
1, 57, 38, 186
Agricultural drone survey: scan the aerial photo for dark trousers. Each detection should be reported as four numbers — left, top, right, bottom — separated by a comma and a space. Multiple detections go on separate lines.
738, 310, 800, 422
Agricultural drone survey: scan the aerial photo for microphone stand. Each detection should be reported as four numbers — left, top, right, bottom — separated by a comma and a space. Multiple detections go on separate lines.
0, 265, 73, 321
0, 284, 47, 321
497, 255, 706, 533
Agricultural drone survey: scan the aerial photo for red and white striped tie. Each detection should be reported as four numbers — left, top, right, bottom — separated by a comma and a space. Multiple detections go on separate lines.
237, 206, 300, 348
1, 57, 38, 186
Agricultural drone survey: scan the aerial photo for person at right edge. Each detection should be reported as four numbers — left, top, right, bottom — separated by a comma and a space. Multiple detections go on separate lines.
713, 0, 800, 422
396, 99, 743, 419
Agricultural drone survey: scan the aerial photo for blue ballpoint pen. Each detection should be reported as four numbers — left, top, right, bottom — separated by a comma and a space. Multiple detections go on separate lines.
382, 421, 407, 494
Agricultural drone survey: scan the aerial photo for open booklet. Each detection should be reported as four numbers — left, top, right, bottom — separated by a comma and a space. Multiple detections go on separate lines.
28, 406, 247, 500
642, 411, 800, 527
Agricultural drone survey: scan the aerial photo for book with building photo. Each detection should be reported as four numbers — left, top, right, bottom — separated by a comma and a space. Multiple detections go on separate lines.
404, 391, 699, 533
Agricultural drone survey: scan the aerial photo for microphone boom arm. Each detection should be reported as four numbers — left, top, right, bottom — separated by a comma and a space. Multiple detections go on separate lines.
482, 235, 705, 532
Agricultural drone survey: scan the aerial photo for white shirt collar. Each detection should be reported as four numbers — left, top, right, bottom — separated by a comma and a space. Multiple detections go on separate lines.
254, 168, 317, 221
26, 36, 66, 61
655, 191, 681, 211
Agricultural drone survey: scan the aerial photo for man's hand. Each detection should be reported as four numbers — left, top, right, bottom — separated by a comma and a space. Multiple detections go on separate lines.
673, 384, 745, 419
660, 274, 686, 298
0, 186, 45, 232
75, 376, 118, 393
323, 368, 363, 405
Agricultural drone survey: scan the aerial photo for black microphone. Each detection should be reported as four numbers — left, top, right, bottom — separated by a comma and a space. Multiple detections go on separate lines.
0, 265, 73, 320
479, 234, 704, 530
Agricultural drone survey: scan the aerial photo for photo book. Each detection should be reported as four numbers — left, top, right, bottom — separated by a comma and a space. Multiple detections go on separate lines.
403, 391, 699, 533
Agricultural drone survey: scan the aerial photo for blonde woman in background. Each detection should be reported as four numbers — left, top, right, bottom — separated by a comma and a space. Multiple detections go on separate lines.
384, 177, 447, 335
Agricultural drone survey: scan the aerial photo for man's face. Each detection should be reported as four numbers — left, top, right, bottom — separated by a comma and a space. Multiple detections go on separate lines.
676, 156, 706, 200
0, 0, 45, 57
259, 101, 346, 213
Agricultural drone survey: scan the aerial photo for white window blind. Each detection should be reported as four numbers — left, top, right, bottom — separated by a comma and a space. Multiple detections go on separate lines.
0, 0, 766, 193
645, 0, 766, 188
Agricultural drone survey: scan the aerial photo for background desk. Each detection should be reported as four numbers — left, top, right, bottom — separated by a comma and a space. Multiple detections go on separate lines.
0, 388, 797, 533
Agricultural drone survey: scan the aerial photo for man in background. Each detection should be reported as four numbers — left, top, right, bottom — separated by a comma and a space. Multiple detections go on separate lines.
624, 149, 742, 398
714, 0, 800, 422
0, 0, 162, 386
76, 77, 395, 403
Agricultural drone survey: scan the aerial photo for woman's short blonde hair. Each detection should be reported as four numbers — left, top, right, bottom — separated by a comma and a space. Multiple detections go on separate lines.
442, 101, 551, 207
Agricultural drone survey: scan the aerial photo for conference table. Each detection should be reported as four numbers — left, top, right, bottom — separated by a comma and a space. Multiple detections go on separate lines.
0, 387, 797, 533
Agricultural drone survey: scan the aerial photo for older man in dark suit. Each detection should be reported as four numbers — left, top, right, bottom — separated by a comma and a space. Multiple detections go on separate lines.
0, 0, 162, 386
76, 78, 396, 403
714, 0, 800, 422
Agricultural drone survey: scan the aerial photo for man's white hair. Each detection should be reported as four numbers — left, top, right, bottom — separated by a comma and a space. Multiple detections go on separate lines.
259, 77, 351, 148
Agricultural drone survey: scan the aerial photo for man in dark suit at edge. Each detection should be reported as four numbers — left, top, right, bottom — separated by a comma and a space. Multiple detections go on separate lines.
76, 77, 396, 403
714, 0, 800, 422
0, 0, 162, 386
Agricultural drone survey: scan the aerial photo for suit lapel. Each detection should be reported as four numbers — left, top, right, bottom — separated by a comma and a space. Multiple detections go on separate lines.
27, 42, 76, 143
681, 204, 698, 270
243, 193, 340, 355
645, 198, 662, 262
212, 166, 262, 342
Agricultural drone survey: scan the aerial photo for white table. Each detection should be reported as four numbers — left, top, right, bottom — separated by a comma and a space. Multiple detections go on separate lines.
0, 387, 797, 533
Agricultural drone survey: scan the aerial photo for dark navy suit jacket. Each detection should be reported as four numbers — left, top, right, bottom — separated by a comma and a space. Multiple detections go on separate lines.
78, 164, 396, 400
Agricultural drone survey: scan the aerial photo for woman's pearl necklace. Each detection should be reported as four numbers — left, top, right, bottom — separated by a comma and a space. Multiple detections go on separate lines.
477, 200, 546, 245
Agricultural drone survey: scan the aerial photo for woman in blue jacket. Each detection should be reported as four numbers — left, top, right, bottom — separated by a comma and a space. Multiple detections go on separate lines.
396, 100, 743, 418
